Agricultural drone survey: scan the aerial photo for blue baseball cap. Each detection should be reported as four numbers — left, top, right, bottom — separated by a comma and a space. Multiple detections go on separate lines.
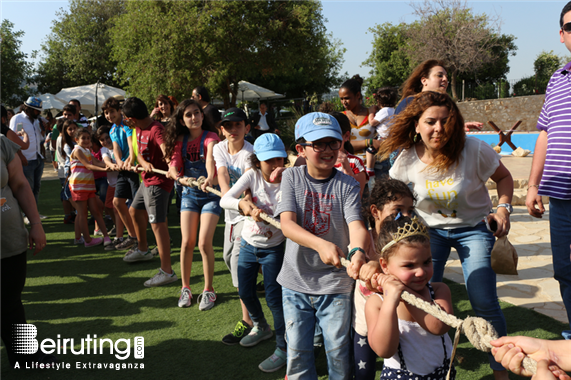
24, 96, 43, 111
294, 112, 342, 142
254, 133, 288, 162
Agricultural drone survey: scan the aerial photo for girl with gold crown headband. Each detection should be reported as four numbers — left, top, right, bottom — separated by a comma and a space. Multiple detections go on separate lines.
379, 91, 514, 380
366, 215, 456, 380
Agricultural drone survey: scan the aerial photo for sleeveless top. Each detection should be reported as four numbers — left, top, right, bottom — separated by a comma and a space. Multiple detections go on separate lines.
377, 284, 456, 380
69, 146, 96, 194
344, 110, 374, 160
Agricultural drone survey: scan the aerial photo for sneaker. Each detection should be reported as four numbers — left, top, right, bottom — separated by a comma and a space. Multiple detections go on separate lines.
178, 287, 192, 308
23, 216, 30, 225
150, 246, 159, 257
84, 237, 103, 248
240, 325, 273, 347
143, 269, 178, 287
73, 237, 85, 245
197, 290, 217, 311
39, 214, 48, 220
115, 236, 137, 250
123, 247, 153, 262
222, 320, 253, 346
104, 237, 123, 251
107, 226, 116, 237
258, 348, 287, 373
256, 280, 265, 293
103, 236, 112, 247
93, 229, 104, 236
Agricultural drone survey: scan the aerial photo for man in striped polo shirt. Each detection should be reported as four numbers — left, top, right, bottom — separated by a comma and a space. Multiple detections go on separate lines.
526, 1, 571, 339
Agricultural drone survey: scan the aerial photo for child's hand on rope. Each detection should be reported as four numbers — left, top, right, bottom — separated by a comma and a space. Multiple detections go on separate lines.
201, 177, 214, 193
249, 208, 264, 223
373, 273, 405, 303
238, 199, 257, 217
346, 250, 366, 279
317, 241, 344, 268
360, 261, 381, 291
269, 167, 286, 183
167, 166, 179, 181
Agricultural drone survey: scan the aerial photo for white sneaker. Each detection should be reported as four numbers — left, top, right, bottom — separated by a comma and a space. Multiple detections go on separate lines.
123, 247, 153, 262
178, 287, 192, 308
197, 290, 217, 311
144, 269, 178, 287
93, 229, 104, 236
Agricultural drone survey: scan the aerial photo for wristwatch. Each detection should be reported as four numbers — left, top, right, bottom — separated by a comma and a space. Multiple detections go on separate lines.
497, 203, 513, 214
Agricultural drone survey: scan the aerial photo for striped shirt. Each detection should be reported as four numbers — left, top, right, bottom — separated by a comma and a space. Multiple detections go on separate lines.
537, 62, 571, 200
69, 146, 96, 195
276, 166, 363, 295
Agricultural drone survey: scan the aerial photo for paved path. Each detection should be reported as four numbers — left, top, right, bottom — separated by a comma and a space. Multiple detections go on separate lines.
40, 156, 569, 324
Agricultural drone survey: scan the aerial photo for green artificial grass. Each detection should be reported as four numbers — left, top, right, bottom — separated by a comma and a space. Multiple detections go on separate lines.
1, 180, 568, 379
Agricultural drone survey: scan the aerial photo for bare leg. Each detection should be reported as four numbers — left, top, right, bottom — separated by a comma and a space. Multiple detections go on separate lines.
198, 212, 220, 291
151, 222, 171, 273
240, 297, 253, 326
180, 211, 200, 289
114, 197, 136, 237
130, 207, 148, 251
88, 197, 109, 238
75, 201, 92, 243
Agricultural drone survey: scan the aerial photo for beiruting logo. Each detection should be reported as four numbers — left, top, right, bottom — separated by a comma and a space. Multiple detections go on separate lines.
13, 324, 144, 370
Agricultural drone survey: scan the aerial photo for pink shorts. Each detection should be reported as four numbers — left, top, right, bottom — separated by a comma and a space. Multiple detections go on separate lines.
71, 191, 96, 202
105, 186, 116, 209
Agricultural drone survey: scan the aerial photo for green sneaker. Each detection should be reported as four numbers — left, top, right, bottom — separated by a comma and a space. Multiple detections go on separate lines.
240, 325, 273, 347
222, 320, 252, 346
258, 348, 287, 373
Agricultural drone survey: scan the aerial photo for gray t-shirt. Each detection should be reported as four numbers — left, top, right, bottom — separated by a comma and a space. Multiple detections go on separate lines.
1, 135, 28, 259
276, 166, 363, 295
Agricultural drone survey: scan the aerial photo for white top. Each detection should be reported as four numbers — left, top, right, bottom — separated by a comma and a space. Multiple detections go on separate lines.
213, 140, 254, 224
258, 113, 270, 131
9, 112, 44, 161
373, 107, 395, 139
101, 147, 118, 187
56, 136, 66, 179
220, 169, 284, 248
389, 137, 499, 229
375, 293, 453, 376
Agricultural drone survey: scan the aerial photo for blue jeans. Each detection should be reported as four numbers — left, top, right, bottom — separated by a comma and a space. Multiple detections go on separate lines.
238, 240, 285, 349
22, 158, 44, 205
95, 177, 108, 204
282, 287, 352, 380
429, 222, 507, 371
549, 198, 571, 338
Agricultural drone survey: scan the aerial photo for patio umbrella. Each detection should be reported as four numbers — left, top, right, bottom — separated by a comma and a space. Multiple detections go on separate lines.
55, 83, 126, 115
234, 81, 285, 102
38, 93, 66, 111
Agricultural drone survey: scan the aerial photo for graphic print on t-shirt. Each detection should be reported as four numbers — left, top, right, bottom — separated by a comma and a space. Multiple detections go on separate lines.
228, 166, 242, 187
425, 178, 459, 218
303, 190, 333, 236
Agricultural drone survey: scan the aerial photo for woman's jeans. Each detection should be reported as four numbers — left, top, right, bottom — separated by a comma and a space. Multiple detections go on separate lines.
282, 287, 352, 380
429, 222, 507, 370
238, 240, 285, 349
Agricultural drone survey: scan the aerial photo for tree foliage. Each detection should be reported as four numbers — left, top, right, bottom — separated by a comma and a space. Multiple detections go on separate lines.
35, 0, 125, 94
110, 0, 343, 108
1, 20, 33, 107
513, 51, 566, 96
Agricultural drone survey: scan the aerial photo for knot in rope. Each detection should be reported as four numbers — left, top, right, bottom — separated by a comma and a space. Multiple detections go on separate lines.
460, 316, 498, 352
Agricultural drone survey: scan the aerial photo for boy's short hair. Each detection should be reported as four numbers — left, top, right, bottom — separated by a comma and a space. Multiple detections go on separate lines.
95, 125, 111, 141
373, 87, 397, 108
193, 86, 211, 103
294, 112, 342, 143
63, 104, 76, 115
122, 97, 149, 120
102, 97, 121, 112
221, 107, 248, 123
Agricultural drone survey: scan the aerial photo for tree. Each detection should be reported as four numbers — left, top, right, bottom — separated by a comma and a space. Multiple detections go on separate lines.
35, 0, 126, 94
1, 20, 33, 107
405, 0, 517, 99
513, 51, 565, 96
110, 1, 344, 108
362, 22, 414, 92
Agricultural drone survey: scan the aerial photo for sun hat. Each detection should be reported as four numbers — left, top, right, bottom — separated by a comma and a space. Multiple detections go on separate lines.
24, 96, 43, 111
294, 112, 342, 142
254, 133, 288, 162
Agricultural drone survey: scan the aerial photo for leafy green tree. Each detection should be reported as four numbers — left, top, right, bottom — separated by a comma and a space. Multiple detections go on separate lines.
110, 0, 343, 108
512, 51, 565, 96
1, 20, 33, 107
35, 0, 125, 94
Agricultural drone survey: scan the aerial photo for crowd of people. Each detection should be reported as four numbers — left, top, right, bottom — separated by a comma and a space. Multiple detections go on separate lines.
3, 3, 571, 379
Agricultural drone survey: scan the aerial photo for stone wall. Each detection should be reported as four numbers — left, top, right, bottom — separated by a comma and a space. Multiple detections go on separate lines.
456, 95, 545, 132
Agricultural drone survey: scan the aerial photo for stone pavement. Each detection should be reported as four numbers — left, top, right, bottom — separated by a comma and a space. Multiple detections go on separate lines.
40, 156, 569, 325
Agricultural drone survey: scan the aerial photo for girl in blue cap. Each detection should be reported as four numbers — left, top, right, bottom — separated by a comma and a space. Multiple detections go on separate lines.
220, 133, 288, 373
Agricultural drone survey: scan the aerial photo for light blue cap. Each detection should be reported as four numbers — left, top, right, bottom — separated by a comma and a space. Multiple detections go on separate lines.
253, 133, 288, 162
294, 112, 342, 142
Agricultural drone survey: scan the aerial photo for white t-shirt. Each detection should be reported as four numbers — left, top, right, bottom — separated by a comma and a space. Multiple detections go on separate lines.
219, 169, 284, 248
56, 136, 66, 179
100, 147, 118, 187
373, 107, 395, 139
213, 140, 254, 224
389, 137, 500, 229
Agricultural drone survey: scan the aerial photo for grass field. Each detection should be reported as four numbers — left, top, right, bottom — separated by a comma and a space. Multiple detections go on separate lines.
1, 179, 567, 380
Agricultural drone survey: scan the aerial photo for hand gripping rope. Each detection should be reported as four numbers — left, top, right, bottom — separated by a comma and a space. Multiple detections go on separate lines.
133, 166, 537, 377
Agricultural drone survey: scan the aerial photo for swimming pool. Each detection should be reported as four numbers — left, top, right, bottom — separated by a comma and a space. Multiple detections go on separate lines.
468, 132, 539, 155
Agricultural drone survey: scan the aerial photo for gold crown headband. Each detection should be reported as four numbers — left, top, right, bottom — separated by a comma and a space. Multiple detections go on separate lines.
381, 216, 430, 253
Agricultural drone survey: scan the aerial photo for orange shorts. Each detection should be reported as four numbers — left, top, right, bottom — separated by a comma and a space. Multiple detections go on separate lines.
71, 191, 96, 202
105, 186, 116, 209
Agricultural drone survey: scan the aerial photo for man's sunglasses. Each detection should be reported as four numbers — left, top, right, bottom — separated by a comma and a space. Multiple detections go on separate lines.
299, 140, 342, 152
562, 22, 571, 33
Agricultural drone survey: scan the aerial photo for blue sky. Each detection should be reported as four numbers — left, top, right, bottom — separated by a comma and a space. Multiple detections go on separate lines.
2, 0, 570, 84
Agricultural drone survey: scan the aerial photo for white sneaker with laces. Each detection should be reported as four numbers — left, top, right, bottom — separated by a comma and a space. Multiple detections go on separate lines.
123, 247, 153, 262
197, 290, 217, 311
144, 269, 178, 287
178, 287, 192, 308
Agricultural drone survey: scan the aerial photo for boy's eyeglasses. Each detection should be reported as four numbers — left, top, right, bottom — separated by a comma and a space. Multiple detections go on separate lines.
563, 22, 571, 33
299, 140, 342, 152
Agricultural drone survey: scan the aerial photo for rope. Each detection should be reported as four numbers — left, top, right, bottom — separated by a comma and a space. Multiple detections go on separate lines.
131, 165, 537, 376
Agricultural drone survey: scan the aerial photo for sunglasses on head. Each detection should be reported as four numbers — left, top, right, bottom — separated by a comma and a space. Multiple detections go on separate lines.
563, 22, 571, 32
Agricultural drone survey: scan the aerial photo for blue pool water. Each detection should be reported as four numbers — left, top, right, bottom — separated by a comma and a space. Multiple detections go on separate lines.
468, 132, 539, 155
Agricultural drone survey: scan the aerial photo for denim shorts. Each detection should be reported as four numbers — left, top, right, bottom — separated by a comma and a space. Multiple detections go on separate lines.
180, 187, 221, 215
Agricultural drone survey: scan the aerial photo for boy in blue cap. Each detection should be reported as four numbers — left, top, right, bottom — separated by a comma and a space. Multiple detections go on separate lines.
276, 112, 369, 379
